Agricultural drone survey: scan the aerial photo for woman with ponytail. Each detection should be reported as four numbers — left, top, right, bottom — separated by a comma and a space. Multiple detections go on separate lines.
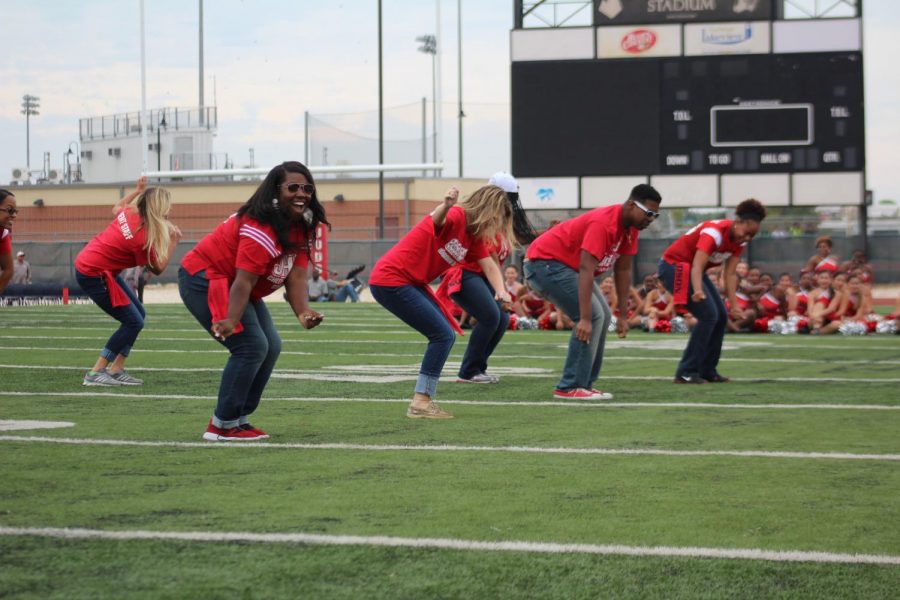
437, 172, 536, 384
179, 161, 328, 441
76, 176, 182, 386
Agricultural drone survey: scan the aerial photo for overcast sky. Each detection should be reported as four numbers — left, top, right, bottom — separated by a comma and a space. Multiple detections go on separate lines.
2, 0, 898, 203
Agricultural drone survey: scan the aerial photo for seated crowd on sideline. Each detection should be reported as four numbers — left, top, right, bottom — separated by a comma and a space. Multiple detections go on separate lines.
489, 237, 898, 336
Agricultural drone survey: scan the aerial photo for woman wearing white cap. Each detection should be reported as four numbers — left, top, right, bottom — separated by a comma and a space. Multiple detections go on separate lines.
437, 172, 538, 383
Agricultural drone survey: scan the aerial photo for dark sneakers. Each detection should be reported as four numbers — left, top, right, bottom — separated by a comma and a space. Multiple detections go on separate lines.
703, 373, 731, 383
673, 374, 709, 384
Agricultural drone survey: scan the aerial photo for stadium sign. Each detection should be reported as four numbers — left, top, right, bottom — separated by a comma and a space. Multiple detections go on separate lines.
594, 0, 772, 26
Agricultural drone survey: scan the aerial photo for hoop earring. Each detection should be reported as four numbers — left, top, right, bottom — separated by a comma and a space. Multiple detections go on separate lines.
272, 198, 279, 207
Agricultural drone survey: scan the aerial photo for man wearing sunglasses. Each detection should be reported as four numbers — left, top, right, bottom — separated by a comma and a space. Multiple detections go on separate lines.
524, 184, 662, 400
0, 189, 18, 295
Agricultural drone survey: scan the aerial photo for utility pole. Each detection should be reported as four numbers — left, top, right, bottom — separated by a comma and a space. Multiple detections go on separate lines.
21, 95, 40, 170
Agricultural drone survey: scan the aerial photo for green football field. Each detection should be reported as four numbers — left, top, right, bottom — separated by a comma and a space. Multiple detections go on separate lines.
1, 301, 899, 599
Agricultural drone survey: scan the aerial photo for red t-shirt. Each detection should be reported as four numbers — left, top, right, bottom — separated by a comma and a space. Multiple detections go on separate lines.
663, 219, 746, 267
461, 236, 509, 275
181, 214, 310, 300
526, 204, 639, 275
75, 209, 153, 276
0, 229, 10, 256
369, 205, 490, 286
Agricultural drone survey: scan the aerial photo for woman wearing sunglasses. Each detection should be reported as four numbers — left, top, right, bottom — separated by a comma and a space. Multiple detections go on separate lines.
0, 189, 18, 295
75, 177, 182, 386
369, 185, 514, 419
179, 161, 329, 441
658, 198, 766, 384
524, 184, 662, 400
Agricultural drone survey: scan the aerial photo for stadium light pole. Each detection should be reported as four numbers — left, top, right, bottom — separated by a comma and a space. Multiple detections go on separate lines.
156, 110, 168, 171
378, 0, 385, 239
66, 141, 80, 183
416, 34, 437, 176
457, 0, 464, 177
21, 94, 40, 170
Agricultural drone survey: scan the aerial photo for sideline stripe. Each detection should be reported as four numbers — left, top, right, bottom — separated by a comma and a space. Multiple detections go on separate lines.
0, 365, 895, 383
1, 435, 898, 462
0, 526, 897, 565
2, 391, 898, 411
4, 343, 900, 365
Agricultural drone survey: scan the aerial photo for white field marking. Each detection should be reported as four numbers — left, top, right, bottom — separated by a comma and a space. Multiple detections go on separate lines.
1, 527, 897, 566
3, 391, 899, 411
1, 435, 899, 462
0, 420, 75, 431
1, 364, 896, 383
4, 339, 900, 366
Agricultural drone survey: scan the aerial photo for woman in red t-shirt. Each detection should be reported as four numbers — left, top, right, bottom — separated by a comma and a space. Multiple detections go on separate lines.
658, 198, 766, 383
437, 172, 537, 384
179, 161, 328, 441
75, 177, 182, 386
369, 185, 513, 419
0, 189, 17, 295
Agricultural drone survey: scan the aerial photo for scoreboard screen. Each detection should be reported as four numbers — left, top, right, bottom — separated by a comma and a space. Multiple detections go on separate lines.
710, 104, 813, 147
511, 52, 864, 177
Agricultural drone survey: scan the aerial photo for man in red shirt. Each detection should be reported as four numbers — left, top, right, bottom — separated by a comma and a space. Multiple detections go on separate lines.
523, 184, 662, 400
658, 198, 766, 383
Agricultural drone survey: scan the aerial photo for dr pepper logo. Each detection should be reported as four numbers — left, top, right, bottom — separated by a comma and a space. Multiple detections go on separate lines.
621, 29, 656, 53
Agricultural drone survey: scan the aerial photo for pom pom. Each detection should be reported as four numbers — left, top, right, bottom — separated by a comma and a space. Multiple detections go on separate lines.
671, 316, 689, 333
608, 315, 618, 333
838, 321, 867, 336
876, 320, 897, 334
654, 319, 671, 333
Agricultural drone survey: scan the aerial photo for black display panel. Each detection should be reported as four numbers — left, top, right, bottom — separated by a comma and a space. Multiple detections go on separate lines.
511, 60, 660, 177
660, 53, 864, 173
511, 52, 864, 177
711, 105, 812, 146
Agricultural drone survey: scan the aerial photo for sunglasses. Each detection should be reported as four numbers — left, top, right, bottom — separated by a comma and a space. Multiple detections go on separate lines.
283, 182, 315, 195
0, 207, 19, 216
632, 199, 660, 219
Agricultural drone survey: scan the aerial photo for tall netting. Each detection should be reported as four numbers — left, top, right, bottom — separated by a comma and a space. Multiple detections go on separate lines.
307, 101, 511, 178
308, 102, 437, 177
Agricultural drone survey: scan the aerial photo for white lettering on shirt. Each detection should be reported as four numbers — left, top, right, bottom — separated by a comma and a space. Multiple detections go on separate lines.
117, 211, 134, 240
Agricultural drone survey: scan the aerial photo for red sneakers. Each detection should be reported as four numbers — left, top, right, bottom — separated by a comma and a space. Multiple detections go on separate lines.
553, 388, 612, 400
202, 420, 266, 441
240, 424, 270, 439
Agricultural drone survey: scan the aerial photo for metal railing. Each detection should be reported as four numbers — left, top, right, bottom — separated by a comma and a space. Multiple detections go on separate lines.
79, 106, 218, 141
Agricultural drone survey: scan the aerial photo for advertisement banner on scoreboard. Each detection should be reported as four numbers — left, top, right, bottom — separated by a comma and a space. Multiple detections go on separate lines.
594, 0, 772, 26
684, 21, 770, 55
597, 24, 681, 59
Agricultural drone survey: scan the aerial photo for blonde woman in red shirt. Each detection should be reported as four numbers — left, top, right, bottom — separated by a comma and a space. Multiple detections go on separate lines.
75, 177, 181, 386
369, 185, 513, 419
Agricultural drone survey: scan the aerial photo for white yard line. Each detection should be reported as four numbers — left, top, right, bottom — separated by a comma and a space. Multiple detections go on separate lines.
0, 364, 896, 383
0, 526, 897, 565
3, 390, 898, 411
1, 435, 898, 462
3, 342, 900, 365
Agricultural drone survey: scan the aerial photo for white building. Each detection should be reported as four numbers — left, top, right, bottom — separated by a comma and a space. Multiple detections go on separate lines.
77, 106, 220, 183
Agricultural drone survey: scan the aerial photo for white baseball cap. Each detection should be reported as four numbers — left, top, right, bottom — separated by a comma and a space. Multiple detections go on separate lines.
16, 251, 25, 257
488, 172, 518, 194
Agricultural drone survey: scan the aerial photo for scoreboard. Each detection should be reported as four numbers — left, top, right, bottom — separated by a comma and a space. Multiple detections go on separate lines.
511, 52, 864, 177
659, 52, 863, 174
510, 8, 865, 206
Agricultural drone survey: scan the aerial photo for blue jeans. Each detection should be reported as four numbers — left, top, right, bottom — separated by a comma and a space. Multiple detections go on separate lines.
75, 270, 145, 360
179, 267, 282, 429
657, 260, 726, 379
451, 271, 509, 379
370, 283, 455, 399
523, 259, 611, 390
335, 284, 359, 302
